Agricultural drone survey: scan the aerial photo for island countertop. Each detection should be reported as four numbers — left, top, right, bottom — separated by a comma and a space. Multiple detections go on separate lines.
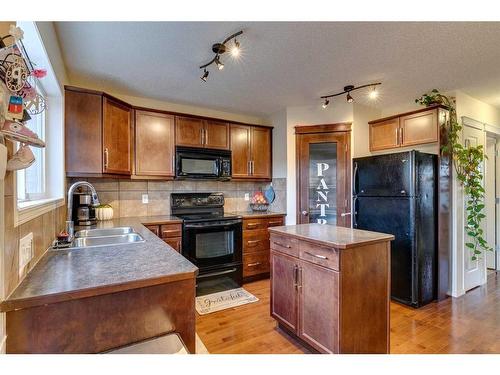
0, 217, 198, 312
268, 223, 394, 249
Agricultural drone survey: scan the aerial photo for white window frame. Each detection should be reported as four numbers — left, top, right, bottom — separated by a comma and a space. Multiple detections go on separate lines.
13, 21, 64, 227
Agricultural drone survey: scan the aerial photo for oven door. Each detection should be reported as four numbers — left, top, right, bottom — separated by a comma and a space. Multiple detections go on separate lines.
176, 150, 220, 179
182, 219, 242, 268
196, 264, 243, 296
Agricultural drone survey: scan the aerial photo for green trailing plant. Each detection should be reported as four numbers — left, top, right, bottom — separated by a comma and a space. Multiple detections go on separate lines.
415, 89, 493, 261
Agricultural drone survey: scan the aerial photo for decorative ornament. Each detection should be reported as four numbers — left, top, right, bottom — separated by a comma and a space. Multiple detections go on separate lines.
24, 93, 46, 115
5, 55, 28, 92
7, 95, 23, 119
32, 69, 47, 78
8, 25, 24, 41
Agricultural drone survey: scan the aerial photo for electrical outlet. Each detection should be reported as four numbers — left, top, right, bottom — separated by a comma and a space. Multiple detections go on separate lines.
244, 193, 250, 201
142, 194, 149, 204
19, 232, 34, 278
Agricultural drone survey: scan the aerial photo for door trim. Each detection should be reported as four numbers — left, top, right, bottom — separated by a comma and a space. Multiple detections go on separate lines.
295, 123, 352, 227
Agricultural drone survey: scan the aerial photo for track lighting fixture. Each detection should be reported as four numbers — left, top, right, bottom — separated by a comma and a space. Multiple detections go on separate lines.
200, 69, 209, 82
199, 30, 243, 82
215, 56, 224, 70
320, 82, 382, 108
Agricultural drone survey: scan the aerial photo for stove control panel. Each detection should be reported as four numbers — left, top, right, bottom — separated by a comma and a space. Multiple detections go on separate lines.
171, 192, 224, 209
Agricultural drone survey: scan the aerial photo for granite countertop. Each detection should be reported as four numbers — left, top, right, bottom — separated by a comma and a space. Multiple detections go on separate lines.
0, 217, 198, 312
268, 224, 394, 249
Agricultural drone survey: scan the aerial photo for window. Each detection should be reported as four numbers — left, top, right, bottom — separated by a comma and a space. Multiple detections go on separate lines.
16, 85, 47, 203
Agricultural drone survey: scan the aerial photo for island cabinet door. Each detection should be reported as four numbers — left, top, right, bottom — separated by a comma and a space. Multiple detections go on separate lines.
298, 260, 340, 353
270, 251, 299, 333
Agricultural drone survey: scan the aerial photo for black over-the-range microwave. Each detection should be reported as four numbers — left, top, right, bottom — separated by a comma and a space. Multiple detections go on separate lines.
175, 146, 232, 180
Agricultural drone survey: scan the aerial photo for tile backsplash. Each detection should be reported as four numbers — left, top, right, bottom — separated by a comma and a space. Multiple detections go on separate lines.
68, 178, 287, 217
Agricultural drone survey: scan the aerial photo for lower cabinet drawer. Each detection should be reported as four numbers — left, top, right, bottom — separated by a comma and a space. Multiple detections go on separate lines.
243, 230, 270, 253
163, 237, 182, 252
160, 224, 182, 239
145, 225, 160, 237
267, 217, 285, 227
243, 218, 268, 231
270, 234, 299, 257
299, 241, 339, 271
243, 251, 270, 277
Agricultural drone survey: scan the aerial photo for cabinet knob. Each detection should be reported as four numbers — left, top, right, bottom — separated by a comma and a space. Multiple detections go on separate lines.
302, 211, 308, 216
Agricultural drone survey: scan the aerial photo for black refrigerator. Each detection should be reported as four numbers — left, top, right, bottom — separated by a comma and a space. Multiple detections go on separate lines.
353, 151, 437, 308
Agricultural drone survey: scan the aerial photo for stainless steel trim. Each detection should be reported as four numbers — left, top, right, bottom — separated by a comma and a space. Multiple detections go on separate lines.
247, 262, 261, 267
304, 251, 328, 260
353, 162, 358, 195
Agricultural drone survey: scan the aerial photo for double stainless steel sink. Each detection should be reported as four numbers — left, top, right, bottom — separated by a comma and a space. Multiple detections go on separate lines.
54, 227, 145, 250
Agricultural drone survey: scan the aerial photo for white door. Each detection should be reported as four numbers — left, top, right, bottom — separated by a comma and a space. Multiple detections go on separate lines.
463, 125, 487, 291
485, 136, 497, 270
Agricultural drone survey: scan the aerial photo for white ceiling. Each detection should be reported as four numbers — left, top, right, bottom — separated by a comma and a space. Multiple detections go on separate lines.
54, 22, 500, 118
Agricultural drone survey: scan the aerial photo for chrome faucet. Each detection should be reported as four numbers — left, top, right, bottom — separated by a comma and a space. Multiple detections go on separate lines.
66, 181, 100, 236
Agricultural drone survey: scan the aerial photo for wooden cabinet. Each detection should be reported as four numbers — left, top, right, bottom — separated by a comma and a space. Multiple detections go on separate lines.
269, 227, 391, 354
102, 97, 132, 175
135, 110, 175, 177
242, 215, 285, 282
230, 124, 272, 180
145, 222, 182, 252
369, 106, 442, 152
65, 87, 132, 176
175, 116, 229, 150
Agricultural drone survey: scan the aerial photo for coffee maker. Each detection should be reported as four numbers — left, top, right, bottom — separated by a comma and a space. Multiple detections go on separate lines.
72, 192, 97, 226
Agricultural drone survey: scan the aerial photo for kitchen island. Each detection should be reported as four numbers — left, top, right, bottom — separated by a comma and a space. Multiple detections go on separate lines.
0, 217, 198, 354
268, 224, 394, 354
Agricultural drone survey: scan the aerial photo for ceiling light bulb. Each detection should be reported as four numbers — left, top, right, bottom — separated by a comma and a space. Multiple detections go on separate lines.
200, 69, 209, 82
369, 87, 378, 100
231, 40, 241, 57
346, 92, 354, 103
215, 56, 224, 70
322, 99, 330, 109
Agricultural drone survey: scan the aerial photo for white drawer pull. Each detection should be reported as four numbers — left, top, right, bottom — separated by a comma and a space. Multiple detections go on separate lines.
304, 251, 327, 260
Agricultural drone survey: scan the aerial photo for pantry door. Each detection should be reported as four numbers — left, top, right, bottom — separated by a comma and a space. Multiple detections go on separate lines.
295, 124, 351, 227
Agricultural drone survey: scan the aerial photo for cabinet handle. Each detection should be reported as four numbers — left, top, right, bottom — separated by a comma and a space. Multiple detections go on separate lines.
340, 212, 351, 217
297, 267, 303, 289
400, 127, 404, 145
104, 148, 109, 169
273, 241, 291, 249
203, 128, 207, 145
200, 129, 204, 145
268, 221, 283, 226
304, 251, 328, 260
248, 160, 251, 175
294, 265, 299, 289
396, 128, 400, 145
251, 160, 254, 175
247, 240, 260, 246
248, 262, 261, 267
246, 223, 259, 229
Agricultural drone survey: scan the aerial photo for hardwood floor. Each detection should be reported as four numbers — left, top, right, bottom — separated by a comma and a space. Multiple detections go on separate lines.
196, 271, 500, 354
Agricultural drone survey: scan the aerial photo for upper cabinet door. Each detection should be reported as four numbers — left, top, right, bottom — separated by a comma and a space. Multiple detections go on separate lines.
230, 124, 252, 178
135, 110, 175, 177
250, 126, 272, 179
102, 97, 132, 175
400, 109, 438, 147
175, 116, 204, 148
205, 120, 229, 149
369, 118, 400, 151
65, 89, 103, 175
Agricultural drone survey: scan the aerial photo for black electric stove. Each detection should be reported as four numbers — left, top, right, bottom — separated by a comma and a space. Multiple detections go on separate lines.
171, 192, 243, 296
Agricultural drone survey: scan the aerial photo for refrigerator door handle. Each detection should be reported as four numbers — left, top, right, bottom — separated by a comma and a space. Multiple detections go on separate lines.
353, 162, 359, 195
352, 196, 358, 228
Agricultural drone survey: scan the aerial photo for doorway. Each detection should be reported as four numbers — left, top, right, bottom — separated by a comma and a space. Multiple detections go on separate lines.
295, 124, 351, 227
485, 135, 499, 271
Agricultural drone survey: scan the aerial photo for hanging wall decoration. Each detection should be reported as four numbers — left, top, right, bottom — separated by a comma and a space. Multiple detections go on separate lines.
0, 26, 47, 172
